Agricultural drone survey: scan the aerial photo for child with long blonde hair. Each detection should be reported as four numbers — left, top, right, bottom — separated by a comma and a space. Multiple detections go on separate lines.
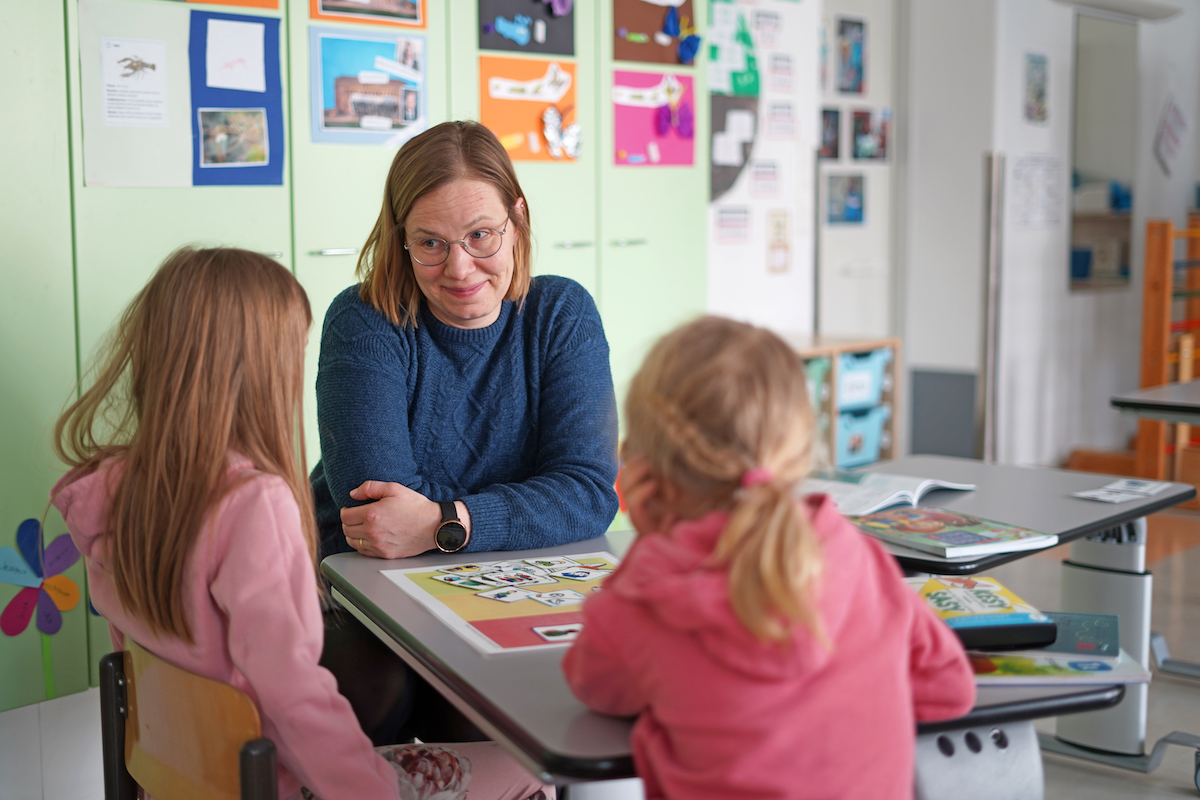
563, 316, 975, 800
51, 247, 551, 800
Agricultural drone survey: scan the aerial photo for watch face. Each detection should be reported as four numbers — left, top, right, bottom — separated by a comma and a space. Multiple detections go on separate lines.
436, 520, 468, 553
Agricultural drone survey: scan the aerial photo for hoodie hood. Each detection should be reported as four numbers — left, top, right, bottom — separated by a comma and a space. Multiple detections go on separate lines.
607, 494, 868, 680
51, 462, 123, 571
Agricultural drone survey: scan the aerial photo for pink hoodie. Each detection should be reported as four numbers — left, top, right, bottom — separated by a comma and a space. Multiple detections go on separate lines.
51, 454, 401, 800
562, 495, 976, 800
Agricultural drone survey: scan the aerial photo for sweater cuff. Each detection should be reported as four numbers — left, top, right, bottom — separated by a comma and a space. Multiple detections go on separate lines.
461, 492, 511, 552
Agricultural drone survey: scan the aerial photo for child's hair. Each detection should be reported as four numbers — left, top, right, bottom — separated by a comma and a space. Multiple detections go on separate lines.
52, 246, 316, 643
623, 316, 825, 644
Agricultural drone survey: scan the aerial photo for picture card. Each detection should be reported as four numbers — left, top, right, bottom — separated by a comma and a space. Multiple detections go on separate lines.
524, 556, 579, 570
430, 574, 491, 588
476, 571, 557, 588
437, 563, 488, 574
1102, 479, 1171, 496
475, 587, 535, 603
1072, 488, 1143, 504
553, 568, 611, 582
530, 589, 587, 607
532, 623, 583, 643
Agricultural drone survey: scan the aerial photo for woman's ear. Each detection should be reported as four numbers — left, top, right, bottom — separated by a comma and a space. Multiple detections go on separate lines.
514, 197, 526, 219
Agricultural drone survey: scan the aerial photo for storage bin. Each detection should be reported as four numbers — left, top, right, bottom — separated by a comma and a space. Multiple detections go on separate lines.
836, 404, 891, 468
803, 356, 831, 416
837, 348, 893, 411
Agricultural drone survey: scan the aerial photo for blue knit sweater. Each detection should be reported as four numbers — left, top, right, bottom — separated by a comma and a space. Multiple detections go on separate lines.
310, 276, 619, 558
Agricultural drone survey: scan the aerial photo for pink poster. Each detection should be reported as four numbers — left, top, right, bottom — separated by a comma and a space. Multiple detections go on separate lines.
612, 70, 694, 167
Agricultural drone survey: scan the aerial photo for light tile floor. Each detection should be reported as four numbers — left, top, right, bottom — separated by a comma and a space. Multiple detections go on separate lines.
988, 510, 1200, 799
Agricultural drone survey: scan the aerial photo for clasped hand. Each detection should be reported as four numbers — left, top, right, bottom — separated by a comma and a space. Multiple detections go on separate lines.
341, 480, 442, 559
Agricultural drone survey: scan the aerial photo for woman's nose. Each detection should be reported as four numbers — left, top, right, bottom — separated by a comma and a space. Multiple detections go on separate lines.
443, 243, 475, 279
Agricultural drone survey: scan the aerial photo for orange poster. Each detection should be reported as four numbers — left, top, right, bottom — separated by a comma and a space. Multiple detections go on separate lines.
310, 0, 425, 28
479, 56, 579, 163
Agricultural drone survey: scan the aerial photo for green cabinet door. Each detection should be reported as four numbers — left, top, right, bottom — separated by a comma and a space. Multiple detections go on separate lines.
0, 3, 91, 712
288, 0, 451, 466
446, 0, 598, 298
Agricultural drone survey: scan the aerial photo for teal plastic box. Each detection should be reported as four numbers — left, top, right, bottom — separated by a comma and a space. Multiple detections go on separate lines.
836, 404, 892, 468
803, 356, 831, 416
837, 348, 893, 412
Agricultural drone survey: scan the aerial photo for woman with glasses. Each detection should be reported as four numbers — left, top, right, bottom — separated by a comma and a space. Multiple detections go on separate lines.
311, 120, 619, 744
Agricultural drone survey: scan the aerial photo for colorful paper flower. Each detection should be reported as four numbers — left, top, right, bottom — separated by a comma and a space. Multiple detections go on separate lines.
0, 519, 81, 637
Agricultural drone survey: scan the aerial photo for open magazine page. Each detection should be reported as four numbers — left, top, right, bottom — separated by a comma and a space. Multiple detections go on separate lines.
803, 471, 976, 516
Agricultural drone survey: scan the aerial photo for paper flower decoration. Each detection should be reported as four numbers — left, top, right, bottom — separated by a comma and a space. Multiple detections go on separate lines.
1, 519, 81, 637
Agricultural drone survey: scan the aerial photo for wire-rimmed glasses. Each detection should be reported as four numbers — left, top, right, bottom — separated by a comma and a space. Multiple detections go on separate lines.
404, 219, 510, 266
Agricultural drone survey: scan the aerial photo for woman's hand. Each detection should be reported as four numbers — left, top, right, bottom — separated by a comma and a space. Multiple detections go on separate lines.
341, 481, 465, 558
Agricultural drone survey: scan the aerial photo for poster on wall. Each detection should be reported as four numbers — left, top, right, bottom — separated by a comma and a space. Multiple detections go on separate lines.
187, 0, 277, 7
613, 70, 694, 166
819, 108, 839, 159
613, 0, 701, 66
827, 174, 864, 224
851, 108, 889, 160
481, 56, 579, 161
100, 38, 169, 128
309, 27, 426, 147
189, 11, 283, 186
837, 18, 864, 95
478, 0, 574, 55
767, 209, 789, 273
710, 0, 759, 200
1024, 53, 1047, 124
310, 0, 423, 28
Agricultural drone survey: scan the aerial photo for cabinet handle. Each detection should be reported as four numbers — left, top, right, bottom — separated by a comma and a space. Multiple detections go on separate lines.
610, 238, 647, 247
309, 248, 359, 256
261, 251, 284, 259
554, 241, 595, 249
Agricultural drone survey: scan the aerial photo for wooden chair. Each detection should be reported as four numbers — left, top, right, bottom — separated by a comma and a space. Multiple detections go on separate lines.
99, 639, 278, 800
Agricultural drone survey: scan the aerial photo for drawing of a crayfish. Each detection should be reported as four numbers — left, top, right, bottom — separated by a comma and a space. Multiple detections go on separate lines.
118, 56, 156, 78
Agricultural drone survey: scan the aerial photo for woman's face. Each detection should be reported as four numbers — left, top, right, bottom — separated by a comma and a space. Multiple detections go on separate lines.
404, 179, 517, 330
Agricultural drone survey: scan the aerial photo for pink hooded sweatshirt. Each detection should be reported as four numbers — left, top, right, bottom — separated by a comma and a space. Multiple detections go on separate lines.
562, 494, 976, 800
51, 454, 401, 800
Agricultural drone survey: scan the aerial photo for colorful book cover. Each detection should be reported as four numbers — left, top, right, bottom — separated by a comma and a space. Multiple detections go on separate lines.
904, 575, 1057, 650
968, 648, 1149, 685
852, 507, 1056, 558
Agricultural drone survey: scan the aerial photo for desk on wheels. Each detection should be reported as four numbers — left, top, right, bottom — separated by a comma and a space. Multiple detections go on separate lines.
1112, 380, 1200, 426
321, 461, 1152, 789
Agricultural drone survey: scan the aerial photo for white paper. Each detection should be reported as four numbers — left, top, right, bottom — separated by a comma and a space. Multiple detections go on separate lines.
101, 38, 168, 127
1103, 478, 1171, 496
1009, 154, 1062, 229
1071, 488, 1142, 504
711, 132, 743, 166
725, 109, 755, 140
206, 19, 265, 93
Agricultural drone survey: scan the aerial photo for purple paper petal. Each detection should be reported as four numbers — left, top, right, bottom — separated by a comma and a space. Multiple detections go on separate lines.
36, 589, 62, 635
654, 105, 672, 138
43, 534, 80, 578
16, 519, 43, 579
677, 102, 695, 139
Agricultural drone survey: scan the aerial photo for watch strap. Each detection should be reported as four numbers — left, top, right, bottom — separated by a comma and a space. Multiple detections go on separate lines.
438, 500, 459, 522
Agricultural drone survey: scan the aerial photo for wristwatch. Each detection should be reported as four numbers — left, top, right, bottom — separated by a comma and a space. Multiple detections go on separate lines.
435, 501, 469, 553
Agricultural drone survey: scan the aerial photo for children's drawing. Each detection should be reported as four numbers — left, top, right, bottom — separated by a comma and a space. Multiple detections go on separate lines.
851, 108, 890, 160
1024, 53, 1048, 124
828, 174, 865, 224
613, 71, 694, 167
481, 56, 579, 162
479, 0, 575, 55
614, 0, 700, 65
820, 108, 840, 160
837, 18, 865, 94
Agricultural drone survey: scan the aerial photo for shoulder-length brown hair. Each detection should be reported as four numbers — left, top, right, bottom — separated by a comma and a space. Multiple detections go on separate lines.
52, 246, 317, 643
358, 120, 533, 326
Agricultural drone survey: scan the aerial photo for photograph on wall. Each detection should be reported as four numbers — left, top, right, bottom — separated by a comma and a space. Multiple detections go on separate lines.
837, 18, 864, 94
819, 107, 840, 159
851, 107, 889, 160
827, 174, 864, 224
613, 0, 701, 66
198, 108, 267, 166
479, 0, 574, 56
311, 0, 423, 28
709, 0, 759, 96
481, 56, 579, 161
310, 27, 426, 146
189, 10, 284, 186
1024, 53, 1047, 124
613, 70, 694, 166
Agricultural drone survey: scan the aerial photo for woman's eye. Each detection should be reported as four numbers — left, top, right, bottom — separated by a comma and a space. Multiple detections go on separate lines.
468, 229, 491, 241
418, 239, 443, 249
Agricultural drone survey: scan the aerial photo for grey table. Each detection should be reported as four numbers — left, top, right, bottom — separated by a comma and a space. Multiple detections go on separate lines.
1112, 380, 1200, 425
321, 516, 1129, 786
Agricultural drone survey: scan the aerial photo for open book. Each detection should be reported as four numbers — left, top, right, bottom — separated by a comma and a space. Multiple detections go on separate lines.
804, 470, 976, 516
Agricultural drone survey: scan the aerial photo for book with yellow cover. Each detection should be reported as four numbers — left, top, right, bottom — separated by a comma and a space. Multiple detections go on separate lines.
904, 575, 1057, 650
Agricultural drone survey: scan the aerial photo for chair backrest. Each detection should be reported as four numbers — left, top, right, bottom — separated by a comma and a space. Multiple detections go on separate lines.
118, 639, 268, 800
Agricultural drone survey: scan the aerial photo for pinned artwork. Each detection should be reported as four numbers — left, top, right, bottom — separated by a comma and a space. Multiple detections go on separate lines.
820, 108, 840, 160
1024, 53, 1047, 124
613, 70, 694, 167
851, 108, 889, 160
480, 56, 580, 162
837, 18, 865, 95
310, 27, 427, 146
828, 174, 865, 225
614, 0, 701, 65
479, 0, 575, 56
709, 0, 759, 97
311, 0, 424, 28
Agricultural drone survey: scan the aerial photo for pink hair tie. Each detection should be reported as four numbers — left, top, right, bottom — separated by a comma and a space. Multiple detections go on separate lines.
741, 467, 773, 488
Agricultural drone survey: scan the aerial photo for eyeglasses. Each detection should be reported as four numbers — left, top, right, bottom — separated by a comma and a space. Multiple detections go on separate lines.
404, 219, 510, 266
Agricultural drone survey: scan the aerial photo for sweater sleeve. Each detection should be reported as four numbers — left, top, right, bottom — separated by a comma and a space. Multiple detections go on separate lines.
906, 591, 977, 723
209, 477, 400, 800
562, 592, 647, 717
461, 287, 620, 551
